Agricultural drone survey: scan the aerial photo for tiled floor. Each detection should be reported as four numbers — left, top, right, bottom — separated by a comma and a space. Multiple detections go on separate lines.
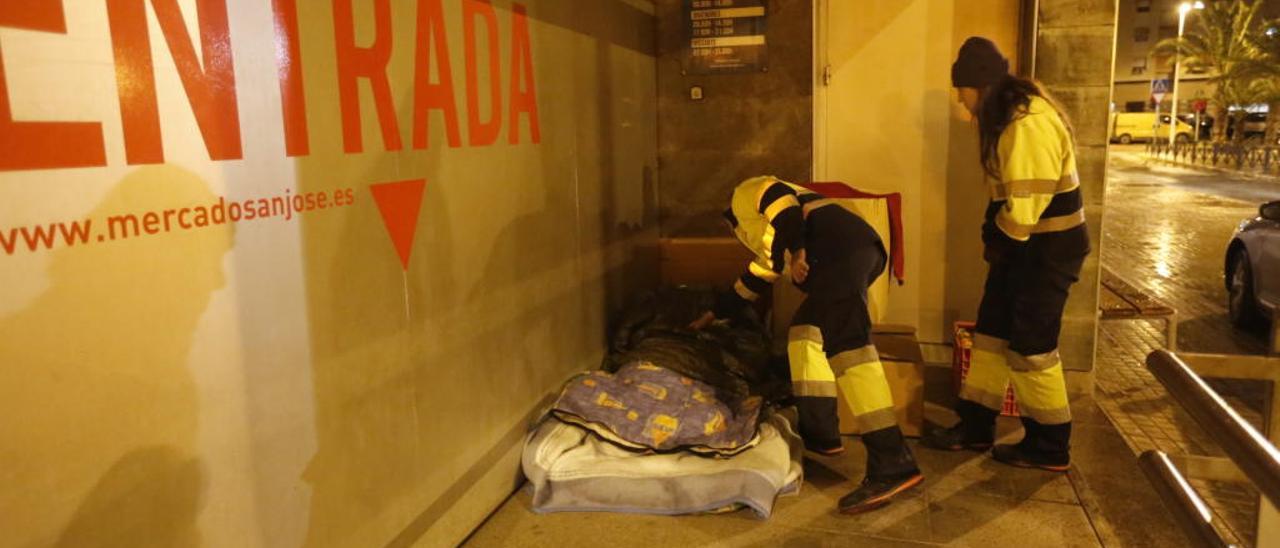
466, 417, 1102, 548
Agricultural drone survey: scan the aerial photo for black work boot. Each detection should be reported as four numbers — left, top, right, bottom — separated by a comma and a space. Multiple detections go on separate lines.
922, 400, 997, 452
863, 426, 920, 478
839, 425, 923, 514
797, 396, 844, 456
992, 419, 1072, 472
992, 444, 1070, 472
838, 472, 924, 514
804, 439, 845, 456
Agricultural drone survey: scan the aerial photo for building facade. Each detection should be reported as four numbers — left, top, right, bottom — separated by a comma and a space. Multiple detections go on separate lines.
1113, 0, 1280, 113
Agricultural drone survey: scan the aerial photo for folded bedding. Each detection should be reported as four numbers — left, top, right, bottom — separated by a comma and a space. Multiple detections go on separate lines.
522, 413, 803, 518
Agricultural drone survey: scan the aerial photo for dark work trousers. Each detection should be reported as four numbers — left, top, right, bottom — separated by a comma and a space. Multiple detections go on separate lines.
789, 204, 918, 480
959, 227, 1088, 457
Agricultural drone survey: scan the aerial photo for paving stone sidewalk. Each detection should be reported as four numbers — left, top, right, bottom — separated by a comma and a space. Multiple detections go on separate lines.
1093, 148, 1276, 546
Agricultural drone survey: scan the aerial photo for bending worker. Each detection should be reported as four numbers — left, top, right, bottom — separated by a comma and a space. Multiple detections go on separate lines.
721, 175, 921, 514
924, 37, 1090, 471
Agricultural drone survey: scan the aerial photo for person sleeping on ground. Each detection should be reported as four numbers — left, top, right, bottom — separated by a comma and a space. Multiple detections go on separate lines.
550, 286, 788, 456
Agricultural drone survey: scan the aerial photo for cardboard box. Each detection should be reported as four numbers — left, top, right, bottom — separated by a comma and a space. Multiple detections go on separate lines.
657, 237, 753, 288
774, 273, 923, 437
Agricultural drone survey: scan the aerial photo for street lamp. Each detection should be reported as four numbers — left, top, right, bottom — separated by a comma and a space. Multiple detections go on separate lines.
1169, 1, 1205, 145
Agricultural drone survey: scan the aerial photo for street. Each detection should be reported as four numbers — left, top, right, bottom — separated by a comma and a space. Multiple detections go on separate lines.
1103, 145, 1279, 355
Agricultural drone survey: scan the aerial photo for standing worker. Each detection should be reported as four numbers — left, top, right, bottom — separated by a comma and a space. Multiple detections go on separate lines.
924, 38, 1090, 471
720, 175, 922, 514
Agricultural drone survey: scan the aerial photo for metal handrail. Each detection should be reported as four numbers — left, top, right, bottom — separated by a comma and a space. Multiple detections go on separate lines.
1146, 350, 1280, 508
1138, 450, 1234, 548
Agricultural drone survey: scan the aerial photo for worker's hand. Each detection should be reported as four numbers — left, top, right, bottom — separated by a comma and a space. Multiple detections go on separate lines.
688, 310, 716, 330
791, 249, 809, 285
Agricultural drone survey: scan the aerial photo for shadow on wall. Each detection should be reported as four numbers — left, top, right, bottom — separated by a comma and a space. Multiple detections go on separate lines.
943, 90, 989, 330
55, 447, 205, 548
0, 165, 232, 547
295, 74, 448, 546
291, 1, 660, 544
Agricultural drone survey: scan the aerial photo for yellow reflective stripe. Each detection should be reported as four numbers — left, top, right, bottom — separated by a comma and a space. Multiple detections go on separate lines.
1009, 363, 1070, 424
792, 380, 837, 397
1008, 349, 1061, 372
748, 260, 780, 282
802, 198, 838, 219
829, 345, 881, 377
997, 207, 1086, 241
733, 279, 759, 302
854, 407, 899, 433
973, 334, 1009, 353
788, 325, 824, 345
835, 360, 894, 417
993, 174, 1079, 199
763, 195, 800, 222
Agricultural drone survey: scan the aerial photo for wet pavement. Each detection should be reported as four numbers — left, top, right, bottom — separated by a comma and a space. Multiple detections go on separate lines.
1095, 145, 1280, 546
1102, 145, 1278, 356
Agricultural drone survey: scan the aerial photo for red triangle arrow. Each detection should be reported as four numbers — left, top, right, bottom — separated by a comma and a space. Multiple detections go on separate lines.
369, 179, 426, 271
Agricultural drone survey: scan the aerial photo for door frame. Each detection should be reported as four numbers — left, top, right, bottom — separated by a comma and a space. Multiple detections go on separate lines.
811, 0, 829, 181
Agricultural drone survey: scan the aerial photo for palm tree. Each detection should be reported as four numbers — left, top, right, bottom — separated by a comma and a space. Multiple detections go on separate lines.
1239, 19, 1280, 143
1152, 0, 1263, 142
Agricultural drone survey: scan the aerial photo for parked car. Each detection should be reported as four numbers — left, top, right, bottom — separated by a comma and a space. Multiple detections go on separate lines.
1177, 113, 1213, 141
1224, 112, 1272, 143
1243, 112, 1268, 141
1226, 200, 1280, 328
1110, 112, 1194, 144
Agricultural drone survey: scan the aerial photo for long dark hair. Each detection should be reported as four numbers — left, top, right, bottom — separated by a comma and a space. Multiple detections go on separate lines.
976, 75, 1073, 180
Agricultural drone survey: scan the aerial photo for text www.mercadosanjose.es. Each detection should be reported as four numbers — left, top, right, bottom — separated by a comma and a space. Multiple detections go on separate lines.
1, 188, 356, 255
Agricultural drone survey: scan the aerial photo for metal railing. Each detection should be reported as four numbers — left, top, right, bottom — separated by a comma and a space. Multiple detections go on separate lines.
1138, 450, 1232, 548
1145, 141, 1280, 176
1142, 349, 1280, 547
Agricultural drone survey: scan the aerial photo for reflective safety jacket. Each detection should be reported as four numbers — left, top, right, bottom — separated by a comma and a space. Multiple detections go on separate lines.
723, 176, 823, 302
985, 96, 1089, 259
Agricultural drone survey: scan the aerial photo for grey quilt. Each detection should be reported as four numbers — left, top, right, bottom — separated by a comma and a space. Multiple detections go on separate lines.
521, 412, 803, 519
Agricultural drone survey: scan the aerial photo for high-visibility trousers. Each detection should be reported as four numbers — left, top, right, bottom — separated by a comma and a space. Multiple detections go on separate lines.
959, 244, 1086, 453
788, 206, 916, 479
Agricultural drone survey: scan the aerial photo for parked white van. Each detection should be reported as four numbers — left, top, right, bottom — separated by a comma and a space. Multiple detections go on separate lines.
1110, 112, 1195, 144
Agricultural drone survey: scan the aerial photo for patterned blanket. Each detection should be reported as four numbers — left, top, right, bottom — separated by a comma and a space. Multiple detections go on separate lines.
551, 361, 763, 457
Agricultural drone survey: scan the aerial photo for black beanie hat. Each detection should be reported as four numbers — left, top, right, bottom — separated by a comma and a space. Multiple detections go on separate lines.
951, 37, 1009, 89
